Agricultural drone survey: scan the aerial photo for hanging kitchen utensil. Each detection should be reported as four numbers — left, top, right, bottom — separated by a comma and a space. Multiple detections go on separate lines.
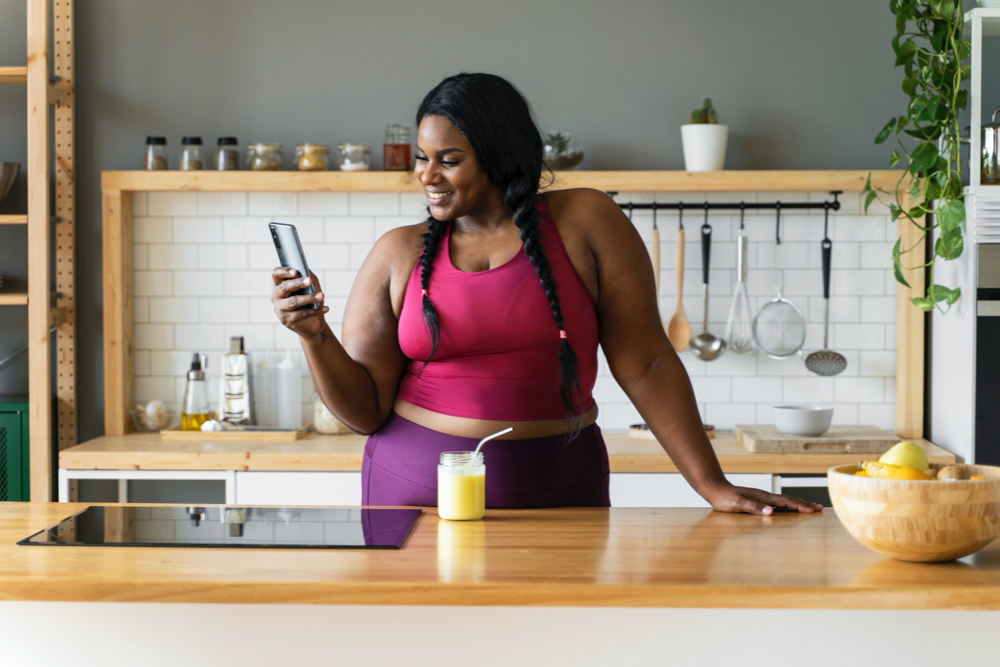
649, 202, 660, 297
725, 204, 755, 354
805, 204, 848, 375
666, 204, 692, 351
752, 204, 806, 360
691, 206, 726, 361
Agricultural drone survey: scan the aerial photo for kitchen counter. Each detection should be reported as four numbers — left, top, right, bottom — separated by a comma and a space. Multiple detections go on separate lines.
1, 502, 998, 609
61, 431, 956, 474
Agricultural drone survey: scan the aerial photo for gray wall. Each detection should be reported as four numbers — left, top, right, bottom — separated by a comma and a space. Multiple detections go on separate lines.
0, 0, 991, 441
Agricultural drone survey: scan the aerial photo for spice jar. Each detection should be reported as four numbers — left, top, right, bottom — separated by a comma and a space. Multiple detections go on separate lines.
144, 136, 168, 170
216, 137, 240, 171
438, 451, 485, 521
313, 394, 350, 434
383, 124, 412, 171
295, 143, 330, 171
337, 142, 371, 171
247, 142, 282, 171
180, 136, 204, 170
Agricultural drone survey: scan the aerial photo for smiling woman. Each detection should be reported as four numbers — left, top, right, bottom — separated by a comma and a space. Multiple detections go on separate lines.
270, 72, 822, 516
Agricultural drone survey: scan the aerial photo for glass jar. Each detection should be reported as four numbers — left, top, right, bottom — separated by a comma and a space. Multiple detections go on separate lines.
180, 136, 204, 170
313, 394, 349, 434
337, 142, 371, 171
438, 451, 485, 521
247, 142, 282, 171
295, 143, 330, 171
144, 136, 168, 170
542, 131, 584, 170
383, 124, 412, 171
216, 136, 240, 171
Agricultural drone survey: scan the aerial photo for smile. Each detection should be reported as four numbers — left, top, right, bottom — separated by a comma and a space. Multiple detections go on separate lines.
427, 191, 453, 203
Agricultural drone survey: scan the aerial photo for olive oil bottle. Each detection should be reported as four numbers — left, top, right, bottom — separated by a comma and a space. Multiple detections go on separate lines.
181, 353, 210, 431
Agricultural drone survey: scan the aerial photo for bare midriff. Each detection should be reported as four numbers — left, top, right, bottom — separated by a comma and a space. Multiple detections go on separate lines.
393, 399, 599, 440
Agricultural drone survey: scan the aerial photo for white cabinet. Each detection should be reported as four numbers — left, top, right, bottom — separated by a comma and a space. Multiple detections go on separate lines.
234, 471, 361, 505
610, 473, 773, 508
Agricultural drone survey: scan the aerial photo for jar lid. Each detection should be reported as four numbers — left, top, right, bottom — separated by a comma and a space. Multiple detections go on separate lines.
217, 136, 238, 146
248, 142, 281, 150
296, 143, 329, 152
339, 142, 371, 151
385, 124, 411, 143
182, 136, 203, 145
146, 136, 167, 145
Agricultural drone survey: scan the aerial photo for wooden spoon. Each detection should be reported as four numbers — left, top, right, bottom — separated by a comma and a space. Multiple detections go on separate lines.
666, 217, 691, 351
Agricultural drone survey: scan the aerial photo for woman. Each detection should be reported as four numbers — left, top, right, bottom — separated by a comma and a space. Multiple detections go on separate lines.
272, 73, 821, 516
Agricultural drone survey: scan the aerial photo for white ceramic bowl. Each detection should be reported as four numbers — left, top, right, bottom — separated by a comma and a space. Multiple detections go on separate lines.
773, 405, 834, 437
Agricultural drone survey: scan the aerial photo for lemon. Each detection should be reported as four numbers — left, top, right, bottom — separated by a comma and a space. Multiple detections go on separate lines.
879, 441, 929, 471
887, 466, 932, 480
862, 461, 901, 478
854, 470, 870, 477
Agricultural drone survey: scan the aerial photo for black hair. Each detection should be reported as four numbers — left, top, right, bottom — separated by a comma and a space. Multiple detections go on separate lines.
415, 72, 583, 431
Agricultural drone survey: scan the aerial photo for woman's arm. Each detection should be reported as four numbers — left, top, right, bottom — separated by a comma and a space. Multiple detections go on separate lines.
271, 226, 417, 435
564, 189, 821, 515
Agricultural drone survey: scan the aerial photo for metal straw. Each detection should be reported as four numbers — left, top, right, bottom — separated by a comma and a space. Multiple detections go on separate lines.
473, 427, 514, 456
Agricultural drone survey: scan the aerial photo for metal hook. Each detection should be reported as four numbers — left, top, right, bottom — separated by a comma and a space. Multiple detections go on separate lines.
678, 202, 684, 230
739, 201, 746, 230
775, 202, 782, 246
823, 203, 831, 241
651, 201, 657, 230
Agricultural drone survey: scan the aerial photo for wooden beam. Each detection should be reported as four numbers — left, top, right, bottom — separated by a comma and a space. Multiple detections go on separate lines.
895, 193, 926, 439
0, 215, 28, 225
0, 66, 27, 84
27, 0, 52, 501
0, 293, 28, 305
102, 189, 133, 436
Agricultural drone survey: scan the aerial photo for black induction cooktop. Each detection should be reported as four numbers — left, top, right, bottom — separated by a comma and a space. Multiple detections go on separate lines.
18, 506, 422, 549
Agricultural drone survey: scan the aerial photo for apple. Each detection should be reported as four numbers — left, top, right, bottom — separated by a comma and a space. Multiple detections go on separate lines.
878, 441, 929, 471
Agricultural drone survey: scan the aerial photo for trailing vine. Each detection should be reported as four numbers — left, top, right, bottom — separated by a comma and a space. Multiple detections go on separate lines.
863, 0, 970, 313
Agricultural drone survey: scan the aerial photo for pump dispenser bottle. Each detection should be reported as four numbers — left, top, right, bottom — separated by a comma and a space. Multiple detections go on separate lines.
181, 353, 210, 431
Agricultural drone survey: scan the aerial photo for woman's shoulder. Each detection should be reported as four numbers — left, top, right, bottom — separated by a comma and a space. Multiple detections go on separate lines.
542, 187, 633, 240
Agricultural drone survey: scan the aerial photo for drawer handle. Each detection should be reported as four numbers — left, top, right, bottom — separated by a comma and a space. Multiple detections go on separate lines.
801, 441, 851, 453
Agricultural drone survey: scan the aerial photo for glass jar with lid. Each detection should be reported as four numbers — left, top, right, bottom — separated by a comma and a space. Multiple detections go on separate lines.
247, 142, 282, 171
383, 124, 412, 171
437, 451, 485, 521
295, 143, 330, 171
144, 136, 168, 170
337, 142, 371, 171
180, 136, 204, 170
216, 136, 240, 171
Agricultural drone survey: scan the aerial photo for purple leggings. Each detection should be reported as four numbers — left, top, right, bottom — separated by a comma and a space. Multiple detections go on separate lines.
362, 414, 610, 508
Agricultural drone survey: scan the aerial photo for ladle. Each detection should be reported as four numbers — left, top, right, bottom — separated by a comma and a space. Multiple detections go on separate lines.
473, 427, 514, 456
691, 206, 727, 361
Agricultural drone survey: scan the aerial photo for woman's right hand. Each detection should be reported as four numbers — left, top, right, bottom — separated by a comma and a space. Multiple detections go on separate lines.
271, 267, 330, 339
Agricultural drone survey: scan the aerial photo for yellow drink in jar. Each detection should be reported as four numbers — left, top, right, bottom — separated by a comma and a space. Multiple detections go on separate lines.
438, 451, 485, 521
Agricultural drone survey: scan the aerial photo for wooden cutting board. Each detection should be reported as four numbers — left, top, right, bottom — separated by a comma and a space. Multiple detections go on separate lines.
735, 425, 899, 454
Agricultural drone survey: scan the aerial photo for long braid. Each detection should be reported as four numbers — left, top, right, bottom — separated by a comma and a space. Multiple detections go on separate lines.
419, 215, 448, 362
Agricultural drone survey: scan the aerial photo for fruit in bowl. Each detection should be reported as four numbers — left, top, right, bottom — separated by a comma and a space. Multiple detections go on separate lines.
829, 456, 1000, 562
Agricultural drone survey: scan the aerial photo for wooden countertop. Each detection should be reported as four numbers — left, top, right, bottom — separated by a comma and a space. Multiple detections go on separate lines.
1, 503, 998, 609
61, 432, 957, 474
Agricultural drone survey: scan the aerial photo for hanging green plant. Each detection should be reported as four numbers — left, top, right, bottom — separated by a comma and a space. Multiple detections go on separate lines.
863, 0, 970, 313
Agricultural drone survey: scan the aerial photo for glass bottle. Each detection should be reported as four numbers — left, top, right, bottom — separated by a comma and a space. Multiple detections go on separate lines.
247, 142, 282, 171
216, 136, 240, 171
337, 142, 371, 171
180, 136, 204, 170
181, 353, 210, 431
295, 143, 330, 171
144, 136, 168, 170
438, 451, 485, 521
383, 124, 412, 171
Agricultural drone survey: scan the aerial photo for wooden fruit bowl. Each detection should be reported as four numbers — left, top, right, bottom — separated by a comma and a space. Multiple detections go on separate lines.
828, 463, 1000, 562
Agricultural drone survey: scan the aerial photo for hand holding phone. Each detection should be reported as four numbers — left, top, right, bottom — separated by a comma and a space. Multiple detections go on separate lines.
270, 222, 328, 336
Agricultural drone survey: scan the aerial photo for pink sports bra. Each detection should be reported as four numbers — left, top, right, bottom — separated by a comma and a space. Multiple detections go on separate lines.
396, 196, 598, 421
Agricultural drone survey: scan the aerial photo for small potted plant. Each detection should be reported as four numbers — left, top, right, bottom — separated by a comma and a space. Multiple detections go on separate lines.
542, 131, 584, 169
681, 99, 728, 171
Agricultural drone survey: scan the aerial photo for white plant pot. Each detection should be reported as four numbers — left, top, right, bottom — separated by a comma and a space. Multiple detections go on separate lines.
681, 124, 728, 172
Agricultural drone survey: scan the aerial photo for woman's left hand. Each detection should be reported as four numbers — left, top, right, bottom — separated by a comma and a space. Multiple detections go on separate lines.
702, 482, 823, 516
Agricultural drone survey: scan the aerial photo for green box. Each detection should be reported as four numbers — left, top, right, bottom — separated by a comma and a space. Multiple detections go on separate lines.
0, 396, 29, 501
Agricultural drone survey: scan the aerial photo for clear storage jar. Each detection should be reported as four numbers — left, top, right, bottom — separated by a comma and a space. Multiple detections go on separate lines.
383, 124, 412, 171
438, 451, 485, 521
144, 136, 168, 170
216, 136, 240, 171
180, 136, 204, 170
337, 142, 371, 171
247, 142, 282, 171
295, 143, 330, 171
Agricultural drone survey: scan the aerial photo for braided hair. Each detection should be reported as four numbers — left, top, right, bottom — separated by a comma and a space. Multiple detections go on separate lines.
416, 73, 583, 431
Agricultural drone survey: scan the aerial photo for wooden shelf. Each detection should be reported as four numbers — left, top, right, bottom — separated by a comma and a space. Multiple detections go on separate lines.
0, 215, 27, 225
0, 66, 27, 84
0, 292, 28, 305
101, 169, 907, 194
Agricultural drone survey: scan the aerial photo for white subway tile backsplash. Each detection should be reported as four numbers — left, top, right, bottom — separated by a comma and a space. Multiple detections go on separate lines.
325, 216, 376, 244
306, 244, 351, 270
175, 324, 226, 350
250, 297, 277, 324
134, 271, 173, 297
199, 298, 249, 323
733, 377, 782, 403
150, 350, 198, 377
860, 296, 896, 323
375, 217, 418, 238
756, 355, 809, 377
832, 270, 887, 296
134, 297, 150, 323
806, 296, 859, 323
834, 323, 885, 350
400, 192, 429, 217
134, 350, 151, 376
134, 377, 177, 404
860, 242, 893, 269
133, 244, 149, 270
131, 192, 148, 216
783, 377, 834, 403
148, 297, 199, 323
706, 403, 757, 430
690, 377, 731, 404
807, 242, 859, 270
859, 404, 894, 431
224, 271, 273, 297
350, 244, 375, 269
149, 192, 198, 216
174, 217, 223, 243
601, 402, 643, 431
134, 324, 175, 350
248, 244, 280, 270
860, 350, 895, 376
225, 323, 275, 351
350, 192, 400, 216
197, 192, 248, 216
299, 192, 349, 216
223, 217, 276, 244
593, 376, 630, 404
249, 192, 298, 216
834, 377, 884, 404
833, 215, 890, 242
320, 270, 358, 296
324, 297, 349, 323
830, 404, 860, 425
149, 245, 199, 270
133, 218, 173, 243
174, 271, 223, 297
884, 378, 896, 404
198, 244, 248, 270
704, 352, 758, 377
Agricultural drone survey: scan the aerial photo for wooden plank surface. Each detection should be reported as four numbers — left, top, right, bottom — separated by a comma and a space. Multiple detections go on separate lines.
102, 190, 133, 436
0, 215, 27, 224
735, 425, 900, 454
159, 426, 305, 441
0, 292, 28, 305
100, 169, 907, 193
0, 66, 27, 84
1, 503, 999, 609
895, 192, 926, 439
60, 431, 957, 474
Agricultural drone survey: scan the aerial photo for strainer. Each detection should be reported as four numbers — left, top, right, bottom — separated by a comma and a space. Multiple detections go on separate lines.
752, 205, 806, 359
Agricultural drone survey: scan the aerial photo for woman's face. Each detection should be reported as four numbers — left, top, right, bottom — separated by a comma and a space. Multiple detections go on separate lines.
415, 115, 501, 220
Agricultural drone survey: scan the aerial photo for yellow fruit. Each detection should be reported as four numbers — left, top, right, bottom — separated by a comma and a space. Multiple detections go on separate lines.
971, 475, 986, 480
887, 466, 932, 480
854, 470, 870, 477
879, 441, 929, 471
862, 461, 901, 478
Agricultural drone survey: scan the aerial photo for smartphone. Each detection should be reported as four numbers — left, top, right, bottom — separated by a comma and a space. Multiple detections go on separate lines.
269, 222, 318, 310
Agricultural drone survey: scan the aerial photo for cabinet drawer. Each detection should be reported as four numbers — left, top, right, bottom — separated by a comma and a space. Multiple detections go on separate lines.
610, 473, 773, 508
234, 472, 361, 506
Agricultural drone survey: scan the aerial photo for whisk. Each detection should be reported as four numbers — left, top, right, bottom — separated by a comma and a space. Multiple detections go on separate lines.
725, 205, 755, 354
